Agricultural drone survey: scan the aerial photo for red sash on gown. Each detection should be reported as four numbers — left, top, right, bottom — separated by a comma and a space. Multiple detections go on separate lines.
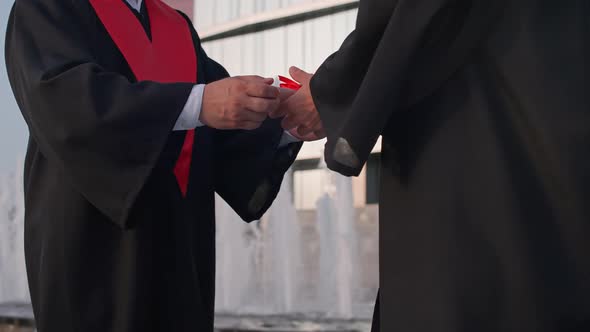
89, 0, 197, 197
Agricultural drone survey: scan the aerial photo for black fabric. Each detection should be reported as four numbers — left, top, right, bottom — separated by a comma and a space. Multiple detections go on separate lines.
311, 0, 590, 331
370, 291, 380, 332
5, 1, 300, 331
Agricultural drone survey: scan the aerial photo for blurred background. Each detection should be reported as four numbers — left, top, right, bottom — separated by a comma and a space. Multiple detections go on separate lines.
0, 1, 379, 331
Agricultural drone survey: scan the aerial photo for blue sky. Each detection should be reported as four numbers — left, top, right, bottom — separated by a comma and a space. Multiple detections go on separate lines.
0, 0, 27, 174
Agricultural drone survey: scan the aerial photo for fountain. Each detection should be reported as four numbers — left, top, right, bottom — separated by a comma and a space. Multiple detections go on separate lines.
316, 165, 359, 319
0, 161, 377, 332
0, 162, 33, 332
215, 172, 303, 315
0, 161, 29, 304
215, 193, 258, 313
212, 158, 374, 332
258, 173, 302, 314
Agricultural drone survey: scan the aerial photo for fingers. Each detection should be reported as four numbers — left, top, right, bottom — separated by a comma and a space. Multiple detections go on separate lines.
238, 75, 274, 85
273, 88, 306, 120
270, 89, 299, 119
238, 76, 278, 98
245, 82, 280, 99
202, 76, 282, 130
281, 106, 314, 130
232, 79, 280, 128
289, 66, 313, 84
286, 104, 317, 129
223, 112, 266, 130
283, 106, 322, 133
238, 109, 268, 123
297, 117, 321, 136
288, 126, 326, 142
269, 105, 288, 119
281, 114, 302, 130
233, 95, 280, 127
278, 87, 296, 102
205, 74, 322, 131
243, 95, 280, 114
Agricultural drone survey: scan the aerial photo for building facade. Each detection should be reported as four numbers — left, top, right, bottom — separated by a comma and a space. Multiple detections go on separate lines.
189, 0, 383, 211
164, 0, 193, 18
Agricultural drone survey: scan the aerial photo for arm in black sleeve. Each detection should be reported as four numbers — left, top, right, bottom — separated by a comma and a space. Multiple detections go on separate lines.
5, 0, 194, 228
310, 0, 504, 176
183, 26, 303, 222
214, 119, 302, 222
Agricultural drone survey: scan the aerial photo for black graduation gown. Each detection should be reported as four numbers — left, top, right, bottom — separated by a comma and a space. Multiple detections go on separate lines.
310, 1, 590, 331
5, 1, 301, 331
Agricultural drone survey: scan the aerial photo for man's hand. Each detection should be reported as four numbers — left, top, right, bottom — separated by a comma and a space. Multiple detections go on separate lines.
200, 76, 280, 130
270, 67, 325, 140
287, 127, 326, 142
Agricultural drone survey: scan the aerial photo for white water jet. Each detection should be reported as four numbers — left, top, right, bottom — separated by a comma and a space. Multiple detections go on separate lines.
0, 160, 29, 303
259, 173, 301, 313
1, 159, 375, 319
215, 174, 302, 315
215, 194, 259, 313
317, 163, 359, 318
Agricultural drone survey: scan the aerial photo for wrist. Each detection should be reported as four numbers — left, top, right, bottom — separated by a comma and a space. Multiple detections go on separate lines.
199, 84, 211, 127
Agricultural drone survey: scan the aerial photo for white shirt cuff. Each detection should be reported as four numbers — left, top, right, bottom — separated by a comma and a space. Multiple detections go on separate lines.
173, 84, 206, 131
174, 84, 298, 149
278, 131, 300, 148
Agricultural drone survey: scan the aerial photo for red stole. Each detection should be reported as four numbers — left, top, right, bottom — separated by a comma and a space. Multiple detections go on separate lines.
89, 0, 197, 197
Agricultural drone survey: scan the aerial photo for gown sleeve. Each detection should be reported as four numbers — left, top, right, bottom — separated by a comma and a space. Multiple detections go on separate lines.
310, 0, 505, 176
5, 0, 195, 228
214, 119, 302, 222
196, 53, 303, 222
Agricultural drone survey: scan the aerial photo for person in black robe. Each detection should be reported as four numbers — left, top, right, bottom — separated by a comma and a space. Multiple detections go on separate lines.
274, 0, 590, 331
4, 0, 305, 331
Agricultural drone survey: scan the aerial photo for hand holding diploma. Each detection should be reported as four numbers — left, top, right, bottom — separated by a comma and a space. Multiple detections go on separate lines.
201, 76, 280, 130
270, 67, 326, 141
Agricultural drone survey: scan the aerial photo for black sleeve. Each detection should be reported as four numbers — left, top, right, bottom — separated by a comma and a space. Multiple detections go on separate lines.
175, 19, 302, 222
5, 0, 194, 228
213, 119, 302, 222
310, 0, 505, 176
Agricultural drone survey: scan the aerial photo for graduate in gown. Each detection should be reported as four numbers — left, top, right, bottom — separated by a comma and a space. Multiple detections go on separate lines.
275, 0, 590, 331
5, 0, 303, 331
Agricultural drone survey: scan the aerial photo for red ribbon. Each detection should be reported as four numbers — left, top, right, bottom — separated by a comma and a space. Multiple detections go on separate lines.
278, 75, 302, 91
89, 0, 197, 197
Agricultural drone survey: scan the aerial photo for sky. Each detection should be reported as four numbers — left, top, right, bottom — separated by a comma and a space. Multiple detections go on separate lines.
0, 0, 27, 174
